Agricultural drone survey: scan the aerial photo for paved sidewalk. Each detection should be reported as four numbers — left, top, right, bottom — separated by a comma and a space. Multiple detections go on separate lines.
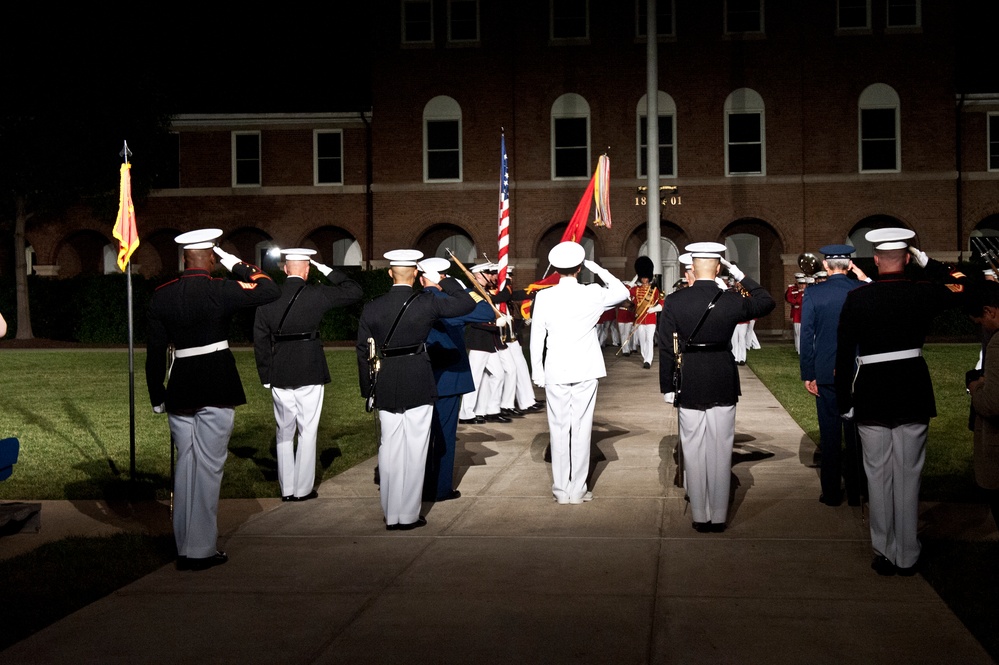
1, 349, 994, 664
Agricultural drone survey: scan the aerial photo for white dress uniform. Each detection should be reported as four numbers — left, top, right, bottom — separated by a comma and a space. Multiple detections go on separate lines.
530, 242, 629, 504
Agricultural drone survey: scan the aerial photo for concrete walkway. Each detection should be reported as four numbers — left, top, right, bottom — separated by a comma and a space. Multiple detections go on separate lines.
1, 349, 994, 664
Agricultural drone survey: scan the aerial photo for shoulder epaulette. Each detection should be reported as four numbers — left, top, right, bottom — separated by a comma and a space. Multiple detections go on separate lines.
470, 292, 485, 303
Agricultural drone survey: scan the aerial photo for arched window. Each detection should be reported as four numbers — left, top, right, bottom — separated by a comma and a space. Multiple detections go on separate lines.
424, 96, 462, 182
637, 92, 677, 178
724, 89, 765, 176
858, 83, 900, 173
551, 93, 591, 179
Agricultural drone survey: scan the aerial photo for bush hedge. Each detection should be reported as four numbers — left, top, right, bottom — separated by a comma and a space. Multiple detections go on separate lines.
0, 266, 392, 344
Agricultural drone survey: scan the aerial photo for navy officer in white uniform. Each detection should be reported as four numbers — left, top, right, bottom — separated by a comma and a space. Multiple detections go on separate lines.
530, 241, 629, 505
146, 229, 280, 570
356, 250, 475, 530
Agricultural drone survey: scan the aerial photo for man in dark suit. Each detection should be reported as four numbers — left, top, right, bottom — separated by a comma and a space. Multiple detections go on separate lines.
658, 242, 776, 533
146, 229, 280, 571
799, 244, 870, 507
835, 228, 965, 575
419, 257, 496, 502
356, 250, 475, 530
253, 248, 362, 502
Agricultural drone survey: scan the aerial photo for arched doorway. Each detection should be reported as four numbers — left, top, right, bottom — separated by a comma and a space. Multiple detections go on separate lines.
55, 230, 110, 277
222, 228, 277, 272
536, 224, 598, 282
303, 226, 363, 267
722, 218, 783, 333
637, 237, 680, 289
415, 224, 477, 264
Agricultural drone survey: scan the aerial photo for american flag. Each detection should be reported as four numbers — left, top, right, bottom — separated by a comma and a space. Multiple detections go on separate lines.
496, 134, 510, 311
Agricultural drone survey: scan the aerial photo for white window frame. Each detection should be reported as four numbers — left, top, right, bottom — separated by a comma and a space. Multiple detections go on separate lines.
858, 83, 901, 173
423, 96, 463, 183
989, 113, 999, 172
402, 0, 434, 44
314, 130, 344, 186
550, 0, 589, 42
635, 0, 676, 39
836, 0, 871, 31
886, 0, 920, 29
724, 0, 764, 35
636, 92, 677, 178
231, 131, 261, 187
448, 0, 479, 43
551, 93, 591, 180
724, 88, 766, 176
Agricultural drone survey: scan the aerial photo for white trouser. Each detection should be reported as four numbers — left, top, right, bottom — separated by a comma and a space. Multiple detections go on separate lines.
678, 405, 736, 524
505, 339, 537, 409
793, 322, 801, 353
378, 404, 433, 526
747, 320, 761, 350
496, 346, 519, 410
168, 406, 234, 558
461, 350, 503, 418
858, 423, 927, 568
635, 323, 655, 364
731, 322, 748, 363
271, 384, 324, 498
618, 322, 634, 353
545, 379, 597, 502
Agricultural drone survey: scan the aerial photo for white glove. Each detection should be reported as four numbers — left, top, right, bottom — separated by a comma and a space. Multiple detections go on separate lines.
663, 393, 675, 404
583, 259, 601, 274
715, 277, 728, 290
418, 262, 441, 284
721, 258, 745, 282
841, 408, 854, 421
532, 372, 545, 388
909, 247, 929, 268
152, 403, 166, 414
213, 246, 240, 271
497, 314, 513, 327
263, 384, 271, 389
310, 259, 332, 277
648, 304, 662, 314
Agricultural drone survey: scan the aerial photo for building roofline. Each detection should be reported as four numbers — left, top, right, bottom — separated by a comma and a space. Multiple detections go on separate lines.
170, 112, 372, 128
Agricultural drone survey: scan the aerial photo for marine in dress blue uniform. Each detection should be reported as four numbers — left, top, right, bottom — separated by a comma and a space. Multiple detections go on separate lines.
835, 229, 965, 575
356, 251, 475, 529
253, 248, 362, 502
799, 244, 869, 507
146, 229, 280, 570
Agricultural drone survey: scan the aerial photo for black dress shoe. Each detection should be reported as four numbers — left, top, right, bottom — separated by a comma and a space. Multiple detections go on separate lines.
281, 495, 294, 502
386, 516, 427, 531
524, 403, 545, 413
643, 362, 651, 369
484, 413, 512, 423
501, 408, 525, 417
458, 416, 486, 424
692, 522, 712, 533
292, 490, 319, 502
709, 522, 726, 533
871, 555, 896, 576
181, 551, 229, 571
896, 562, 919, 577
437, 489, 461, 501
819, 493, 843, 507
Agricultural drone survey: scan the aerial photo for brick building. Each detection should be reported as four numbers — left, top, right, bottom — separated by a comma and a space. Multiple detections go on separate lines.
17, 0, 999, 334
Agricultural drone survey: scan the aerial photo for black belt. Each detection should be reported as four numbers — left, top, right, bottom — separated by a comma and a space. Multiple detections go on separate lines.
273, 331, 320, 342
381, 343, 426, 358
685, 343, 729, 353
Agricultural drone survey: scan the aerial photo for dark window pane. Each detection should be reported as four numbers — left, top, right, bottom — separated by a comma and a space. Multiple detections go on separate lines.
887, 0, 917, 26
862, 109, 895, 140
727, 0, 761, 32
555, 117, 587, 147
729, 144, 762, 173
152, 132, 179, 189
990, 117, 999, 170
317, 133, 342, 184
639, 115, 674, 176
317, 132, 341, 156
450, 0, 478, 40
839, 0, 868, 28
236, 160, 259, 184
427, 120, 459, 150
428, 151, 460, 179
659, 115, 673, 143
729, 113, 761, 142
861, 140, 896, 170
405, 1, 433, 41
553, 0, 587, 38
235, 134, 258, 159
317, 160, 341, 184
659, 145, 674, 176
555, 146, 588, 177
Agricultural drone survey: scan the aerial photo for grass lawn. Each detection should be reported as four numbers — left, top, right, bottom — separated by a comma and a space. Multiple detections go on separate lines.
0, 348, 376, 501
748, 342, 999, 660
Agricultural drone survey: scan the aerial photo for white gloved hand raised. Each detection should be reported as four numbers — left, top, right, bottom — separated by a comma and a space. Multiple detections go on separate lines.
417, 261, 441, 284
310, 259, 333, 277
663, 392, 675, 404
583, 259, 601, 273
213, 246, 240, 271
720, 258, 745, 282
715, 277, 728, 290
908, 247, 929, 268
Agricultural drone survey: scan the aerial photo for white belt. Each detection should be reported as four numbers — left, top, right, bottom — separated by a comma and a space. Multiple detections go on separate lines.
174, 341, 229, 358
856, 348, 922, 366
853, 348, 921, 392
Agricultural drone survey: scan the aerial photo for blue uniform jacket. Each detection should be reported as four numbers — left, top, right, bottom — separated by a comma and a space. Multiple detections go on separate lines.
425, 289, 496, 397
799, 273, 863, 385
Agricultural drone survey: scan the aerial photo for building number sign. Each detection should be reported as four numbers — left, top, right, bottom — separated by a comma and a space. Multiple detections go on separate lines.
635, 185, 682, 207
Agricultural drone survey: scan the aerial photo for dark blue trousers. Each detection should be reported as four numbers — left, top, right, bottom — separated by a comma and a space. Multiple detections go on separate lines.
424, 394, 461, 500
817, 383, 865, 502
